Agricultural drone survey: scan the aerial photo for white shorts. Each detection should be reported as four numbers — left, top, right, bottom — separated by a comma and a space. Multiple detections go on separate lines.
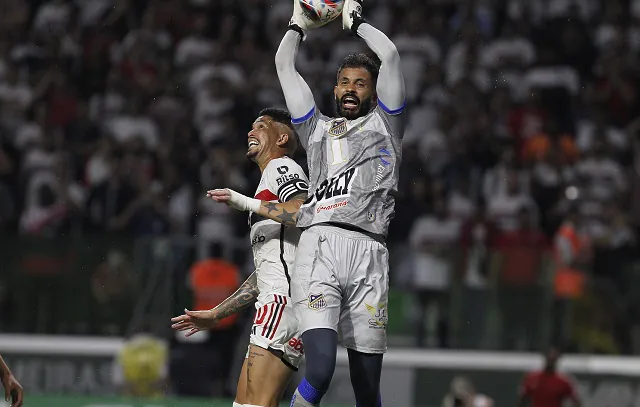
246, 292, 303, 369
291, 224, 389, 354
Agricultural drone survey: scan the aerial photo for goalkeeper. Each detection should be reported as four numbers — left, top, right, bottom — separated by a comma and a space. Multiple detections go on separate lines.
276, 1, 406, 407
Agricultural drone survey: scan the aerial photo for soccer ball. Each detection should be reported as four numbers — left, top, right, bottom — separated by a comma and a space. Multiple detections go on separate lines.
299, 0, 344, 24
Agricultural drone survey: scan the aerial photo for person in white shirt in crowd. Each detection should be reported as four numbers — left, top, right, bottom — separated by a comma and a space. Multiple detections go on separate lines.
409, 196, 462, 347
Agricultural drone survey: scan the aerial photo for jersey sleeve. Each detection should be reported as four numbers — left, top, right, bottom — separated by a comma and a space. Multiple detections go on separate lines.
375, 106, 406, 141
357, 23, 407, 140
265, 159, 309, 202
292, 106, 322, 151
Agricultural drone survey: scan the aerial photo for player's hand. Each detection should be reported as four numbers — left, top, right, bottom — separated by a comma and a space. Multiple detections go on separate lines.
290, 0, 329, 32
1, 372, 23, 407
207, 188, 260, 212
343, 0, 364, 31
171, 309, 220, 337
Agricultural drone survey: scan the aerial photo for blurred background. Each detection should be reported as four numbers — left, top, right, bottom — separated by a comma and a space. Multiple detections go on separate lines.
1, 0, 640, 406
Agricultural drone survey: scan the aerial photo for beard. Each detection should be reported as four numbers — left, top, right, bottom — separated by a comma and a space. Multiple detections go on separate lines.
334, 93, 374, 120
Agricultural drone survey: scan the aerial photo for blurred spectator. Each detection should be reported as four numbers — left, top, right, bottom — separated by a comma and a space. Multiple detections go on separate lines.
460, 202, 498, 288
493, 206, 550, 350
518, 347, 581, 407
552, 207, 591, 347
90, 250, 136, 335
409, 197, 461, 347
523, 120, 579, 166
170, 258, 241, 398
487, 170, 538, 232
443, 376, 494, 407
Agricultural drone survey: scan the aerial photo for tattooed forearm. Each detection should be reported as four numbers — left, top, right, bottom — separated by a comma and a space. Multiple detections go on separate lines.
275, 208, 297, 226
257, 194, 305, 227
213, 272, 258, 320
264, 202, 279, 214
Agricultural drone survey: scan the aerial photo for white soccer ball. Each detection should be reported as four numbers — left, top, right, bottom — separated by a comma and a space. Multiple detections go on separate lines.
299, 0, 345, 25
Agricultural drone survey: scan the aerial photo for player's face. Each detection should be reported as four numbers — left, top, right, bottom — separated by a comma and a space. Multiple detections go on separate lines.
334, 67, 376, 120
247, 116, 278, 161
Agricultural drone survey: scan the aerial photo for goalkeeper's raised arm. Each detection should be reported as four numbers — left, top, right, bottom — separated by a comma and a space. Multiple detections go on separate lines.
343, 0, 405, 114
274, 1, 324, 134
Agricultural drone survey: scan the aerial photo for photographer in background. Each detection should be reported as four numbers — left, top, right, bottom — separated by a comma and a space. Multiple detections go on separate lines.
518, 347, 581, 407
443, 376, 493, 407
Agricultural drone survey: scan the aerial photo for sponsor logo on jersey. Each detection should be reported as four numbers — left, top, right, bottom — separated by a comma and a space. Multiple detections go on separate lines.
276, 173, 300, 186
287, 337, 304, 355
308, 293, 327, 310
251, 235, 266, 247
367, 211, 375, 222
328, 118, 348, 136
305, 167, 357, 207
365, 302, 388, 329
373, 148, 392, 192
317, 200, 349, 213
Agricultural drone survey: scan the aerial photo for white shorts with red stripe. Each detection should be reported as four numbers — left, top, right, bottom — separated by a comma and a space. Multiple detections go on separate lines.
247, 292, 303, 369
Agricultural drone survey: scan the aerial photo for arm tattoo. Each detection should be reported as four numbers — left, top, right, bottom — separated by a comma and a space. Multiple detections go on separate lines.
258, 193, 305, 227
213, 272, 258, 320
264, 202, 279, 214
275, 208, 297, 226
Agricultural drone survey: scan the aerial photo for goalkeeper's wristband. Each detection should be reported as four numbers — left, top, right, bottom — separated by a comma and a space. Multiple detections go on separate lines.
288, 24, 306, 40
350, 14, 366, 35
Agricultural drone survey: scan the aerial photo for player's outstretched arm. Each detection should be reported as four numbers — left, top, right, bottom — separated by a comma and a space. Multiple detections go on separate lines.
343, 0, 405, 113
0, 354, 23, 407
171, 272, 259, 337
207, 188, 304, 227
256, 193, 306, 227
275, 27, 316, 125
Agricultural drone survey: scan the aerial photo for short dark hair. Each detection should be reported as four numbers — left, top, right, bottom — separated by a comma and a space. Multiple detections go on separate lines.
337, 53, 380, 83
258, 107, 293, 130
258, 107, 298, 155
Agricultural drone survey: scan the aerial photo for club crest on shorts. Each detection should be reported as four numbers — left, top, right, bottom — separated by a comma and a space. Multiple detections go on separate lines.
308, 293, 327, 310
328, 118, 347, 137
365, 302, 388, 329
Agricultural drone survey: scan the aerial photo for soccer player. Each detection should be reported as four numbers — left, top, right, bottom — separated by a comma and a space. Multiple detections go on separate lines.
518, 347, 581, 407
171, 108, 309, 407
275, 0, 406, 406
0, 354, 24, 407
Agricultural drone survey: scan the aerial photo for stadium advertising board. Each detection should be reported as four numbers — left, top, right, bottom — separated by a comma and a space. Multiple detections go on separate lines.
2, 354, 115, 395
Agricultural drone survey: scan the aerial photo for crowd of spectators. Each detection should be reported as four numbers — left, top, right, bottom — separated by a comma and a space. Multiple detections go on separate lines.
1, 0, 640, 353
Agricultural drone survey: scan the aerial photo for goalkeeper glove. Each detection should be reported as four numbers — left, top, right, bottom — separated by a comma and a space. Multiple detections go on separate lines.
290, 0, 337, 36
342, 0, 366, 33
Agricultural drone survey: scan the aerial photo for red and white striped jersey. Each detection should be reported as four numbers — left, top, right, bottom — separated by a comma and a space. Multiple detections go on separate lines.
249, 157, 309, 296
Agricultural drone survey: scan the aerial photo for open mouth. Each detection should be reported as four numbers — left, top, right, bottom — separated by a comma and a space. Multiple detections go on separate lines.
341, 95, 360, 111
247, 138, 260, 154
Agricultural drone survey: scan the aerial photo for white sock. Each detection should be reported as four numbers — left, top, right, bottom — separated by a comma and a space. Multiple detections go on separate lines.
243, 405, 266, 407
232, 402, 244, 407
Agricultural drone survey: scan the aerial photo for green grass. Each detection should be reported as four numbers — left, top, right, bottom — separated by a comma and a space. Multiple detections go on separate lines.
17, 394, 352, 407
